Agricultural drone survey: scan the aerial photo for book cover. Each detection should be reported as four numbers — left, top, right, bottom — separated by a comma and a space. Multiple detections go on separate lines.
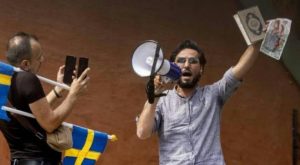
233, 6, 265, 45
260, 18, 292, 60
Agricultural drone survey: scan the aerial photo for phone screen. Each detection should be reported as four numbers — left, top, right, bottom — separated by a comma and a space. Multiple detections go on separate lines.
78, 57, 89, 78
63, 55, 76, 84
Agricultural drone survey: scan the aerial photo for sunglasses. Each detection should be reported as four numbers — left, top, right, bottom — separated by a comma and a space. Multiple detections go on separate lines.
175, 57, 199, 64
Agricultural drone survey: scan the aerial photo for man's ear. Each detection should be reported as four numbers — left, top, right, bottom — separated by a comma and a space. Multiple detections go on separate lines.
200, 67, 204, 75
20, 59, 31, 71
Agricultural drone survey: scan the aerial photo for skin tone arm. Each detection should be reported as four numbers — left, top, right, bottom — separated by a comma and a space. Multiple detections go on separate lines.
137, 76, 169, 139
137, 99, 158, 139
46, 65, 65, 107
232, 42, 260, 80
232, 21, 271, 80
29, 68, 90, 133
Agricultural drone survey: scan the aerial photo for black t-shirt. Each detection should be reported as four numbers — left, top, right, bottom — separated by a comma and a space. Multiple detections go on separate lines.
0, 71, 61, 163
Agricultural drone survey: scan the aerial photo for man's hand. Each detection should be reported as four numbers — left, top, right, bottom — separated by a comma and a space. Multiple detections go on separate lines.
56, 65, 65, 84
154, 75, 175, 95
68, 68, 90, 98
32, 67, 91, 133
53, 65, 66, 96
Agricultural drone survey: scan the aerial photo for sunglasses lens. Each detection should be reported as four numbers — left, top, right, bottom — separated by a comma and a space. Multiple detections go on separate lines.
176, 57, 199, 64
189, 58, 199, 64
176, 58, 186, 63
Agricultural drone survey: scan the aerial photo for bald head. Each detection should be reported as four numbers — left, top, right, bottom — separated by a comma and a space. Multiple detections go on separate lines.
6, 32, 39, 66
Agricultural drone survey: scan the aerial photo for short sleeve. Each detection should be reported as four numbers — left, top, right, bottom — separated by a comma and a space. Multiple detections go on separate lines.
19, 72, 45, 104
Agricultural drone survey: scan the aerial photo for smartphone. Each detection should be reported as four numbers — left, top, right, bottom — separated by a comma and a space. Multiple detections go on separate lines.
63, 55, 76, 84
78, 57, 89, 78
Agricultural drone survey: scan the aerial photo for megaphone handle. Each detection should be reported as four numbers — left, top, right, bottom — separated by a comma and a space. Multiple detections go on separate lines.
146, 76, 155, 104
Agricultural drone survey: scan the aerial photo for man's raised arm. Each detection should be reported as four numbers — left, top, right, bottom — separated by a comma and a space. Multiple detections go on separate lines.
232, 43, 260, 80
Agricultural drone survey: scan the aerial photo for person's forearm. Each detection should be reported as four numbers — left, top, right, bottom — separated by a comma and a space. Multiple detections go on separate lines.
33, 69, 89, 133
51, 94, 76, 127
42, 93, 76, 133
232, 43, 260, 80
136, 100, 158, 139
46, 86, 64, 107
30, 92, 77, 133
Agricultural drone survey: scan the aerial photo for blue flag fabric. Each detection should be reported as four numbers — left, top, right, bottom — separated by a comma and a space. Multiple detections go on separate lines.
63, 125, 108, 165
0, 62, 14, 121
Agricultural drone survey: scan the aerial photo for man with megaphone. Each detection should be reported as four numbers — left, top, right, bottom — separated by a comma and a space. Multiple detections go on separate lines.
136, 39, 260, 165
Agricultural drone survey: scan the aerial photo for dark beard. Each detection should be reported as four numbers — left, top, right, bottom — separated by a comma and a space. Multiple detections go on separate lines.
178, 73, 200, 89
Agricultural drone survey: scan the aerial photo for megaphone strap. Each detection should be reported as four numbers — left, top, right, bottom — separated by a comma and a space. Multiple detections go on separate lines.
154, 93, 167, 98
145, 43, 162, 104
146, 78, 167, 104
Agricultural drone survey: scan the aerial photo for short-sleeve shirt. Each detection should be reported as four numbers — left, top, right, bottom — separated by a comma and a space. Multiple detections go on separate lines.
0, 71, 61, 163
154, 68, 241, 165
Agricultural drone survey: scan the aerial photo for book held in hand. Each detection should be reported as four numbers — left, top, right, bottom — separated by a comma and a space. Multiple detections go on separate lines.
260, 18, 292, 60
233, 6, 266, 45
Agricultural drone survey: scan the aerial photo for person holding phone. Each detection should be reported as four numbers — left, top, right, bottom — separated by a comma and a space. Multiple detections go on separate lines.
136, 39, 260, 165
0, 32, 90, 165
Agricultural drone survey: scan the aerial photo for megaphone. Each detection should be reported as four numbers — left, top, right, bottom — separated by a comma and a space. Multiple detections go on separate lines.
131, 40, 181, 82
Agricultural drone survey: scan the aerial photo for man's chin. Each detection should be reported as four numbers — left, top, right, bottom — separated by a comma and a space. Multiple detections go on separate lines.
178, 75, 200, 89
178, 80, 196, 89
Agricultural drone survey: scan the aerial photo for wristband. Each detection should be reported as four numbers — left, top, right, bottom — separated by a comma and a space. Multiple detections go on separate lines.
53, 88, 62, 98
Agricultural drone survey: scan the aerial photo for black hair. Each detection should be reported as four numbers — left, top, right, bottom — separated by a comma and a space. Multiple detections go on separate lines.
169, 40, 206, 66
6, 32, 39, 65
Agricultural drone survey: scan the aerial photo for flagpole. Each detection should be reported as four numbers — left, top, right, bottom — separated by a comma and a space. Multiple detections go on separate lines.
1, 106, 117, 141
13, 67, 70, 90
36, 75, 70, 90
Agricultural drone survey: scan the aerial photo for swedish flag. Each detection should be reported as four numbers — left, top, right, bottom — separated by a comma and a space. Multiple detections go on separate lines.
0, 62, 14, 121
63, 125, 108, 165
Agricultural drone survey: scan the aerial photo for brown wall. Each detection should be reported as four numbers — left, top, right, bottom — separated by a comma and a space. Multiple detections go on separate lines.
0, 0, 299, 164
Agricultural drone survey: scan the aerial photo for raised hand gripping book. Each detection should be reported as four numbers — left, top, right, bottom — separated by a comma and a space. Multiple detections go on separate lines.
233, 6, 266, 45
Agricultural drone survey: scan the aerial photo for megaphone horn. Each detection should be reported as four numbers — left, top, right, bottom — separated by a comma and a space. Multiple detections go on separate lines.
131, 40, 181, 82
